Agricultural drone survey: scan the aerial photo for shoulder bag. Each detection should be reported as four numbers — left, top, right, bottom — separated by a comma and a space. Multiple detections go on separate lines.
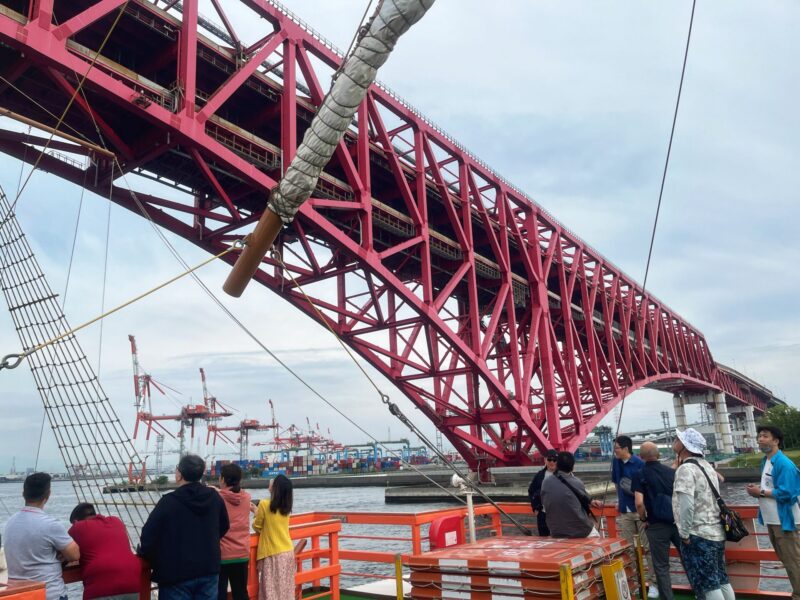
684, 459, 748, 542
554, 473, 598, 523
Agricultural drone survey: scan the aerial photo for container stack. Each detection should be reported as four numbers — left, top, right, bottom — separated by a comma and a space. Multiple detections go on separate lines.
408, 536, 639, 600
208, 451, 424, 479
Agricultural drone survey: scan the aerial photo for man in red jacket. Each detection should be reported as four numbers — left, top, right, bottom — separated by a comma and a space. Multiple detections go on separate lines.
68, 503, 142, 600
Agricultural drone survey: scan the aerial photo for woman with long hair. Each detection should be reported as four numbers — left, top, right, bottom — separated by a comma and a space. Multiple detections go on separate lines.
218, 463, 252, 600
253, 475, 295, 600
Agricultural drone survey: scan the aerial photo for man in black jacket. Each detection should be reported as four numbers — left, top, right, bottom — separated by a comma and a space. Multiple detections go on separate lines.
139, 454, 230, 599
632, 441, 682, 600
528, 449, 558, 536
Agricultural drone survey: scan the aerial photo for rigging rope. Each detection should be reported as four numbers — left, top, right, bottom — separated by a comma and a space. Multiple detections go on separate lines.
0, 190, 162, 533
0, 241, 242, 371
96, 168, 114, 374
601, 0, 697, 523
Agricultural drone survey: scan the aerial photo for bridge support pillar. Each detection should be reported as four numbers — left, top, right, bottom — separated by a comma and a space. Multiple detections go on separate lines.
726, 405, 751, 450
672, 394, 688, 429
712, 392, 735, 454
744, 405, 757, 449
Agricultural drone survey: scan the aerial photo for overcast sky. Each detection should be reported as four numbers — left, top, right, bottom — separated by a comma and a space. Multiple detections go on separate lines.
0, 1, 798, 473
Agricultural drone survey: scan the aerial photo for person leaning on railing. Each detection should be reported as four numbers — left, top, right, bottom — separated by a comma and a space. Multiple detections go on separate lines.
217, 463, 253, 600
745, 424, 800, 600
68, 503, 141, 600
4, 472, 80, 600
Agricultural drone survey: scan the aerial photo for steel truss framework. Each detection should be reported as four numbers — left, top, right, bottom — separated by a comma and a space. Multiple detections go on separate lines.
0, 0, 776, 473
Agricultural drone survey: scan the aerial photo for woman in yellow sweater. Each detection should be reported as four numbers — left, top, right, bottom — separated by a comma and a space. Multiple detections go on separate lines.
253, 474, 294, 600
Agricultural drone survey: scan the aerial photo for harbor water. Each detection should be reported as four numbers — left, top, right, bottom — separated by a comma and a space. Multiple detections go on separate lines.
0, 479, 789, 595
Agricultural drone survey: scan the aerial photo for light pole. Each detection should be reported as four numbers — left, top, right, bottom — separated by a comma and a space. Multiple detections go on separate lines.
660, 411, 672, 445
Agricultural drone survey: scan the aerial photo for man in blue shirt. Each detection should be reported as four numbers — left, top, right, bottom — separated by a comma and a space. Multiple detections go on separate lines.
612, 435, 656, 597
745, 425, 800, 599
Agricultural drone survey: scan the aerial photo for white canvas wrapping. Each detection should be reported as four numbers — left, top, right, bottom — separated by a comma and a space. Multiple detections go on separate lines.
268, 0, 436, 223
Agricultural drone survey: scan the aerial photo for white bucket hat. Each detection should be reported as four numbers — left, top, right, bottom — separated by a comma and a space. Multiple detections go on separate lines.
676, 428, 706, 455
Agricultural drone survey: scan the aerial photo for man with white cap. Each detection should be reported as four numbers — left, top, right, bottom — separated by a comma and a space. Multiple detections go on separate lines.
672, 428, 735, 600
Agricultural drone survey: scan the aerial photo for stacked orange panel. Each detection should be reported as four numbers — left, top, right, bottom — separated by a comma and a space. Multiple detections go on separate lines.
407, 536, 639, 600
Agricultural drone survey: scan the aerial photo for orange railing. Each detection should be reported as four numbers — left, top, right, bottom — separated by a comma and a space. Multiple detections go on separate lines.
0, 582, 45, 600
39, 503, 787, 599
56, 516, 341, 600
242, 517, 341, 600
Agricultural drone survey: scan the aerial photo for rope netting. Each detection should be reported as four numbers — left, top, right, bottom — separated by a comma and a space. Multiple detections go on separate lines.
0, 187, 159, 536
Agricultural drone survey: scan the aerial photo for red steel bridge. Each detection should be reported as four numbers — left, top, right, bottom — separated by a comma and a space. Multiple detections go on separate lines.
0, 1, 781, 474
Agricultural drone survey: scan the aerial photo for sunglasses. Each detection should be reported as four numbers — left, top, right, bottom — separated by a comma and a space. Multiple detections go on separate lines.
546, 457, 557, 462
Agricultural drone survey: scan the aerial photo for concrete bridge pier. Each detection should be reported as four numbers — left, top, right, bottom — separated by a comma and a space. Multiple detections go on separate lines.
727, 405, 757, 450
712, 392, 736, 454
672, 394, 688, 429
673, 391, 735, 454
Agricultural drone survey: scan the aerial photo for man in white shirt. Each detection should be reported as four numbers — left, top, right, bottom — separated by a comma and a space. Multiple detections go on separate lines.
672, 428, 734, 600
746, 425, 800, 599
4, 473, 80, 600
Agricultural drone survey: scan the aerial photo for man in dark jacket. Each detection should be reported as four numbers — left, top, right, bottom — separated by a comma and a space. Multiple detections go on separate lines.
528, 449, 558, 536
541, 451, 602, 538
633, 441, 682, 600
139, 454, 230, 600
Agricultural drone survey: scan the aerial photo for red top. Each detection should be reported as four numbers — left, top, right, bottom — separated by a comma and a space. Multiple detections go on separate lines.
68, 515, 141, 599
219, 487, 253, 561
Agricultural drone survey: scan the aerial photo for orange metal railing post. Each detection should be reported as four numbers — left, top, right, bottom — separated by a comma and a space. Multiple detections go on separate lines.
411, 523, 422, 555
311, 533, 321, 588
330, 530, 340, 600
490, 512, 503, 537
395, 553, 404, 600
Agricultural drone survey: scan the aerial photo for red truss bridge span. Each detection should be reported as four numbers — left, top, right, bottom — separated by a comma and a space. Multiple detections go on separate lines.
0, 1, 781, 474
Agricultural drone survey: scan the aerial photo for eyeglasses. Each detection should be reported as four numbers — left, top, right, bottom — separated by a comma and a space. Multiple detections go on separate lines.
546, 457, 557, 462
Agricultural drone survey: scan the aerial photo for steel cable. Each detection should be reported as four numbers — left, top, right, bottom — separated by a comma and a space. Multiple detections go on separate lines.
600, 0, 697, 533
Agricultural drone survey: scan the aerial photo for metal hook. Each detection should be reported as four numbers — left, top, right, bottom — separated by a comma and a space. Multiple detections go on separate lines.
0, 353, 25, 371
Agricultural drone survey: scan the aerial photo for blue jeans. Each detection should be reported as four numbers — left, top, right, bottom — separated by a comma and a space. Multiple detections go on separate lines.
159, 574, 219, 600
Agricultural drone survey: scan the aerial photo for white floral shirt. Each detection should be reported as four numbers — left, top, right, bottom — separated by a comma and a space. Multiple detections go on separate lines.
672, 457, 725, 542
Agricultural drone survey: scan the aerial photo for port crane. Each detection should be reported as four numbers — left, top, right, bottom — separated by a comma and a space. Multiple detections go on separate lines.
207, 399, 279, 461
129, 336, 232, 469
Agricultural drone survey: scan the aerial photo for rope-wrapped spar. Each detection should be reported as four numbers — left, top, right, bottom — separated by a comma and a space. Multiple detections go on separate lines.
223, 0, 436, 297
